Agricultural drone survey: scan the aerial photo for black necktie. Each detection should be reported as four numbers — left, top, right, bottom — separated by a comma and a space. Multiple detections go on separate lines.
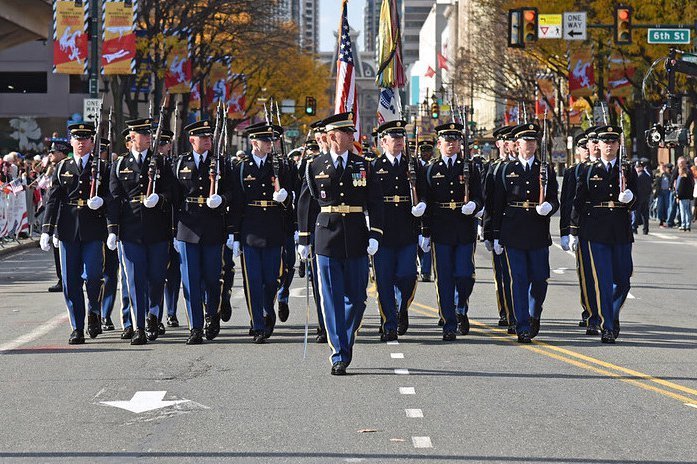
259, 159, 264, 169
525, 163, 530, 173
447, 158, 453, 171
336, 156, 344, 177
606, 162, 612, 172
394, 158, 399, 168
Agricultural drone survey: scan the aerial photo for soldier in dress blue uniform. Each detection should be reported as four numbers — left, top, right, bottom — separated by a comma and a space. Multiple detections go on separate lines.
40, 123, 111, 344
173, 120, 235, 344
417, 122, 484, 341
416, 139, 434, 283
99, 137, 120, 333
491, 123, 559, 343
371, 120, 425, 341
482, 125, 516, 334
106, 118, 176, 345
297, 112, 385, 375
559, 133, 599, 335
570, 125, 637, 343
230, 122, 293, 343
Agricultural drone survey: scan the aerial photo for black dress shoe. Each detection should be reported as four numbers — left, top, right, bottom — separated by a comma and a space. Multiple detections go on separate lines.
497, 316, 508, 326
158, 323, 166, 335
298, 260, 306, 278
601, 329, 616, 344
219, 300, 232, 322
442, 331, 457, 341
316, 329, 327, 343
87, 313, 102, 339
146, 314, 159, 341
438, 318, 444, 327
102, 316, 115, 331
613, 320, 620, 339
529, 318, 540, 339
166, 315, 179, 327
253, 332, 266, 344
579, 318, 588, 327
331, 362, 348, 376
121, 326, 134, 340
48, 281, 62, 293
457, 314, 470, 335
131, 329, 148, 345
586, 324, 600, 336
517, 331, 531, 343
278, 301, 290, 322
397, 311, 409, 335
380, 330, 398, 342
507, 324, 516, 335
205, 314, 221, 340
187, 328, 204, 345
264, 314, 275, 337
68, 329, 85, 345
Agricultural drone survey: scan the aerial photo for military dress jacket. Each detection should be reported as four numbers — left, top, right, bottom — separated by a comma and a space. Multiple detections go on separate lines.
559, 162, 589, 237
42, 154, 110, 242
491, 158, 560, 250
482, 158, 505, 242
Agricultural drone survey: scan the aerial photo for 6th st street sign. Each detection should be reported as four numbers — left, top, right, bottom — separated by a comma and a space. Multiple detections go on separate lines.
647, 28, 691, 44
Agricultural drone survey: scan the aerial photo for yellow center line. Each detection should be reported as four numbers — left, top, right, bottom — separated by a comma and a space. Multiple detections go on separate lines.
409, 301, 697, 405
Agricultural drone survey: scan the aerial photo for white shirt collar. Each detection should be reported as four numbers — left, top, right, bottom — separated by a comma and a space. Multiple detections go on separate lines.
252, 153, 267, 168
193, 150, 208, 163
76, 154, 90, 168
330, 151, 348, 168
442, 153, 457, 164
518, 156, 534, 168
131, 148, 147, 162
384, 152, 402, 165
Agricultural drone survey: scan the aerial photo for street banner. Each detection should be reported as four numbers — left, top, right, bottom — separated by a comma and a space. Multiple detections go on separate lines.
206, 60, 230, 111
535, 75, 555, 119
607, 51, 635, 99
568, 47, 595, 98
189, 80, 201, 110
101, 0, 137, 75
164, 34, 192, 93
52, 0, 89, 74
227, 74, 247, 119
504, 99, 520, 125
131, 29, 150, 94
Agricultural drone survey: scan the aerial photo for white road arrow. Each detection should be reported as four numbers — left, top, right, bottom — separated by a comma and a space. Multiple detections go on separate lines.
100, 391, 190, 413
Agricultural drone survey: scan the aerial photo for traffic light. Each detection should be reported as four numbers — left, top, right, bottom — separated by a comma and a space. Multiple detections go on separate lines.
614, 5, 632, 44
430, 102, 439, 120
521, 8, 538, 43
507, 9, 523, 48
305, 96, 316, 116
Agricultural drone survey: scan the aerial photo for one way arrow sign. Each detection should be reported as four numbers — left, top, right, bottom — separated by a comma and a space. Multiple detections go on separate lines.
100, 391, 190, 413
563, 12, 587, 41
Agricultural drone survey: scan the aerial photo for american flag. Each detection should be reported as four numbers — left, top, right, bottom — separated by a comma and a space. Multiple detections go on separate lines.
334, 0, 360, 140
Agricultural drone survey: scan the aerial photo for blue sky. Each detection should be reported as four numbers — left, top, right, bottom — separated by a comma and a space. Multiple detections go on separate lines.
318, 0, 366, 52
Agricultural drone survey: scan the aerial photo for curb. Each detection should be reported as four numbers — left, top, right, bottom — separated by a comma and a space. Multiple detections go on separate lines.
0, 239, 40, 258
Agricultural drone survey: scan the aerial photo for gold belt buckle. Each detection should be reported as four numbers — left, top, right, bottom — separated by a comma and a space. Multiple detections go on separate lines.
449, 201, 457, 210
198, 196, 205, 205
77, 199, 86, 207
393, 195, 400, 203
336, 205, 349, 213
608, 200, 615, 208
522, 201, 529, 208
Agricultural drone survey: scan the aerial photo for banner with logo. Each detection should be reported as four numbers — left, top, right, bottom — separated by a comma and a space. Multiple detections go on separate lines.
607, 51, 635, 99
535, 75, 555, 119
164, 34, 192, 93
52, 0, 89, 74
568, 47, 595, 98
227, 74, 247, 118
189, 80, 201, 110
101, 0, 137, 75
206, 60, 230, 111
504, 98, 520, 125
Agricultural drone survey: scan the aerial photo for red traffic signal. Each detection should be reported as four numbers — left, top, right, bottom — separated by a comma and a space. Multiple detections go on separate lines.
522, 8, 538, 43
614, 6, 632, 44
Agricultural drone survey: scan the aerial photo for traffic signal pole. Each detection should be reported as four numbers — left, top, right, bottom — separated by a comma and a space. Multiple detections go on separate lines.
89, 0, 100, 98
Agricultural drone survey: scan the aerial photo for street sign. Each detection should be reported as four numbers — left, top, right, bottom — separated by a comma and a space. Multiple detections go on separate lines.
539, 14, 562, 39
647, 28, 691, 44
281, 99, 296, 114
285, 129, 299, 138
83, 98, 102, 123
563, 12, 587, 41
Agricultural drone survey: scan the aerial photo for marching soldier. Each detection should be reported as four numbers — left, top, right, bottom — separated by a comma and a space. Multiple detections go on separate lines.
491, 123, 559, 343
416, 139, 434, 282
99, 138, 120, 333
40, 123, 111, 344
173, 120, 235, 344
570, 125, 637, 344
44, 139, 70, 293
231, 123, 293, 343
418, 122, 484, 341
559, 133, 599, 335
107, 118, 176, 345
297, 112, 385, 375
482, 125, 515, 334
371, 120, 424, 341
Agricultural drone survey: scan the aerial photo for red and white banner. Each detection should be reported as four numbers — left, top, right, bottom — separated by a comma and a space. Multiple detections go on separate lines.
568, 48, 595, 98
52, 0, 89, 74
164, 34, 192, 94
227, 74, 247, 119
535, 75, 555, 119
607, 51, 635, 100
206, 60, 230, 111
101, 0, 137, 75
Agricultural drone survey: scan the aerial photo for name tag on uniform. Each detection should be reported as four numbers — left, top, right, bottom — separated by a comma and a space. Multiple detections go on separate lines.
506, 172, 519, 178
590, 175, 602, 181
120, 168, 133, 174
61, 172, 73, 178
376, 168, 388, 174
432, 173, 445, 179
315, 171, 329, 179
245, 174, 256, 181
180, 166, 192, 173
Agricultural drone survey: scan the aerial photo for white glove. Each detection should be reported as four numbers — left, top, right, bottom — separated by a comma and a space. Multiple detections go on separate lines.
475, 209, 484, 219
560, 235, 570, 251
52, 235, 59, 248
273, 188, 288, 203
367, 238, 379, 256
461, 201, 476, 215
569, 235, 579, 252
418, 235, 431, 253
294, 231, 299, 243
535, 201, 553, 216
206, 194, 222, 209
493, 239, 503, 256
484, 240, 493, 252
87, 196, 103, 210
225, 234, 234, 250
40, 233, 51, 251
106, 233, 118, 251
143, 193, 159, 208
411, 202, 426, 217
232, 241, 241, 258
477, 224, 484, 241
298, 244, 310, 260
173, 240, 181, 254
618, 189, 634, 204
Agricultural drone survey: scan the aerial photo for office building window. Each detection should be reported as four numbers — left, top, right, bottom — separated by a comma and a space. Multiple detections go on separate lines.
0, 72, 47, 93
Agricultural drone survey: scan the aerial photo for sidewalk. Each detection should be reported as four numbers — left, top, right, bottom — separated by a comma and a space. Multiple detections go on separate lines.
0, 236, 39, 258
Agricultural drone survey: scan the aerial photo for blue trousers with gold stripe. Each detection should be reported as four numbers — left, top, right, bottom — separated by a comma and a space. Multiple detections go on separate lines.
119, 241, 169, 329
505, 246, 549, 333
59, 240, 104, 331
373, 244, 417, 332
306, 235, 323, 331
317, 254, 368, 365
576, 240, 600, 325
493, 252, 514, 324
277, 234, 296, 305
432, 242, 475, 333
583, 240, 632, 333
241, 244, 282, 334
178, 241, 223, 330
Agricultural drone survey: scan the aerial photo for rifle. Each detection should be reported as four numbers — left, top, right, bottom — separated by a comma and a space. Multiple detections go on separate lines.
539, 109, 549, 205
172, 104, 180, 158
264, 100, 281, 192
147, 96, 168, 197
106, 106, 113, 169
210, 101, 224, 197
403, 121, 419, 206
458, 95, 471, 203
600, 101, 608, 125
522, 103, 529, 123
90, 101, 104, 199
618, 112, 627, 192
274, 99, 287, 158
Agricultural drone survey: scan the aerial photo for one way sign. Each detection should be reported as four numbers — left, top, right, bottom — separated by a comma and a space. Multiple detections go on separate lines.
563, 12, 587, 41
